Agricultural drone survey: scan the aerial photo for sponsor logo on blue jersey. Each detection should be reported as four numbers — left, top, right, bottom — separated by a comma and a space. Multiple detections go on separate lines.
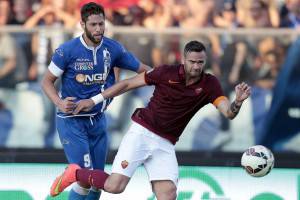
75, 73, 107, 85
74, 61, 94, 71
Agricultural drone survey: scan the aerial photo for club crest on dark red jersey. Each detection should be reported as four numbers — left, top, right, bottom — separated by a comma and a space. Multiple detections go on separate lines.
121, 160, 129, 169
195, 88, 203, 95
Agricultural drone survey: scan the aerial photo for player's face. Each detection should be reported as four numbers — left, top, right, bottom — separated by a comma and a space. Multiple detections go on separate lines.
183, 51, 207, 78
82, 14, 105, 45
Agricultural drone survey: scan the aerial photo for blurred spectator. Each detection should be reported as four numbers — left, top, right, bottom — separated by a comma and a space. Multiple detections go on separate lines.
0, 0, 17, 89
217, 1, 250, 90
0, 0, 17, 147
24, 0, 75, 80
24, 0, 75, 29
260, 38, 300, 151
171, 0, 189, 26
181, 0, 215, 27
10, 0, 33, 25
237, 0, 280, 27
215, 1, 251, 133
24, 0, 75, 147
9, 0, 34, 84
0, 38, 17, 87
251, 37, 285, 144
214, 0, 241, 28
143, 1, 172, 28
280, 0, 300, 28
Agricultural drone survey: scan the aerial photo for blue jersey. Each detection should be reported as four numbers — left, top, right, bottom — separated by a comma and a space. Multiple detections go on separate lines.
48, 35, 140, 117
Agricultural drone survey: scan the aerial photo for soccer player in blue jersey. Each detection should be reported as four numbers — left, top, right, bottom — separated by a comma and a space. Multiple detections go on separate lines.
41, 2, 150, 200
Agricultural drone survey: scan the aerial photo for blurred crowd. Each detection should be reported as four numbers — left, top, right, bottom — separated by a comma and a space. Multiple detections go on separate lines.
0, 0, 300, 150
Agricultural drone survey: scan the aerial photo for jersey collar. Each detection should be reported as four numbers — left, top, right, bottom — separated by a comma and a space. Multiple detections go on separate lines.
80, 35, 103, 51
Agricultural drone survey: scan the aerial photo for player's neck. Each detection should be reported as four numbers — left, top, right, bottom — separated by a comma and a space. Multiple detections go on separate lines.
185, 76, 201, 86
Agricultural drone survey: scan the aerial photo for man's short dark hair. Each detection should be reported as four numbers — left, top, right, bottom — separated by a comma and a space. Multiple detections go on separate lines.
81, 2, 105, 22
184, 41, 206, 57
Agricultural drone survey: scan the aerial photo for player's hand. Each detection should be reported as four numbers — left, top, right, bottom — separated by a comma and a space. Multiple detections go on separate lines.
73, 99, 95, 115
58, 97, 76, 114
235, 82, 251, 103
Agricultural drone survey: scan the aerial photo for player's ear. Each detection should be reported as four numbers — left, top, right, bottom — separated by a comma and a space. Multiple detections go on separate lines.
80, 21, 85, 29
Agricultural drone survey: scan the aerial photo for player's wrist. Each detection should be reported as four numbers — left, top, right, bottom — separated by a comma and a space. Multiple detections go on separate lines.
90, 94, 104, 105
54, 98, 63, 107
234, 99, 243, 106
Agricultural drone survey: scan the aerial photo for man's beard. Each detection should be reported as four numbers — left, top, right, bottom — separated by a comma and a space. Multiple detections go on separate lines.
85, 27, 102, 45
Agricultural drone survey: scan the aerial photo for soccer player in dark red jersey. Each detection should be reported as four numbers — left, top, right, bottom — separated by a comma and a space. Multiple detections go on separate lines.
50, 40, 251, 200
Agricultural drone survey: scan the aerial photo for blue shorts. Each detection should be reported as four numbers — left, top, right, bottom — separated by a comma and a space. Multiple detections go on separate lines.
56, 113, 108, 170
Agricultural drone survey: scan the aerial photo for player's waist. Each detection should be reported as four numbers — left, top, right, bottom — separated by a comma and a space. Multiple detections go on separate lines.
56, 111, 103, 118
131, 109, 179, 144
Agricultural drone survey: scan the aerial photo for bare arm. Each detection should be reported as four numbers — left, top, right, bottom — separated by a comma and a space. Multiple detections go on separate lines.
41, 70, 60, 106
103, 72, 147, 99
217, 82, 251, 120
73, 72, 147, 114
24, 6, 53, 28
41, 69, 76, 113
54, 8, 77, 28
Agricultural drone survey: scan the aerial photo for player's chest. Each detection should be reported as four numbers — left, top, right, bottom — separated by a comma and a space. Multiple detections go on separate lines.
158, 83, 208, 103
66, 48, 117, 85
68, 48, 116, 73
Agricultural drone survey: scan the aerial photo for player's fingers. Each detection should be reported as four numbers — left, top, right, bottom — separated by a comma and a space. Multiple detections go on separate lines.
72, 105, 82, 115
65, 97, 77, 101
64, 108, 73, 114
65, 102, 76, 109
242, 85, 249, 91
75, 102, 87, 114
83, 108, 89, 111
245, 87, 251, 94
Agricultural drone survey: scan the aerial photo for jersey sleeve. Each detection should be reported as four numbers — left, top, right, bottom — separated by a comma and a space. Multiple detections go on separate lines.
208, 76, 227, 107
144, 66, 165, 85
48, 45, 68, 77
114, 42, 140, 71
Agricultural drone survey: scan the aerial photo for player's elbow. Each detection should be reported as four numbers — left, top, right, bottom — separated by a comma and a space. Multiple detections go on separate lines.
41, 76, 47, 92
41, 76, 51, 93
41, 73, 56, 91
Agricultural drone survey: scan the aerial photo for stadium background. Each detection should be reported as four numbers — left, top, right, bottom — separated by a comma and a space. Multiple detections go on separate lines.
0, 0, 300, 199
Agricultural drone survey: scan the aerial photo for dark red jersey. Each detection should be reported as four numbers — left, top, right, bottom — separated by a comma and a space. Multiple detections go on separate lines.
131, 64, 226, 144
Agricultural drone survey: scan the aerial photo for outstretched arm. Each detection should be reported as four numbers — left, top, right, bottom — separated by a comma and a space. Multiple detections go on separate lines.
73, 72, 147, 114
217, 82, 251, 120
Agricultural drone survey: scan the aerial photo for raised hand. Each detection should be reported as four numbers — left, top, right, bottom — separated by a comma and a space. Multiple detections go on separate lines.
235, 82, 251, 103
72, 99, 95, 115
57, 97, 76, 114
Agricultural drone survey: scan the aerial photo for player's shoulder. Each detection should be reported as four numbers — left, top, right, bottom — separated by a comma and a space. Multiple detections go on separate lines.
155, 64, 180, 72
102, 36, 123, 48
54, 37, 82, 58
203, 72, 220, 85
147, 64, 180, 80
60, 37, 81, 50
